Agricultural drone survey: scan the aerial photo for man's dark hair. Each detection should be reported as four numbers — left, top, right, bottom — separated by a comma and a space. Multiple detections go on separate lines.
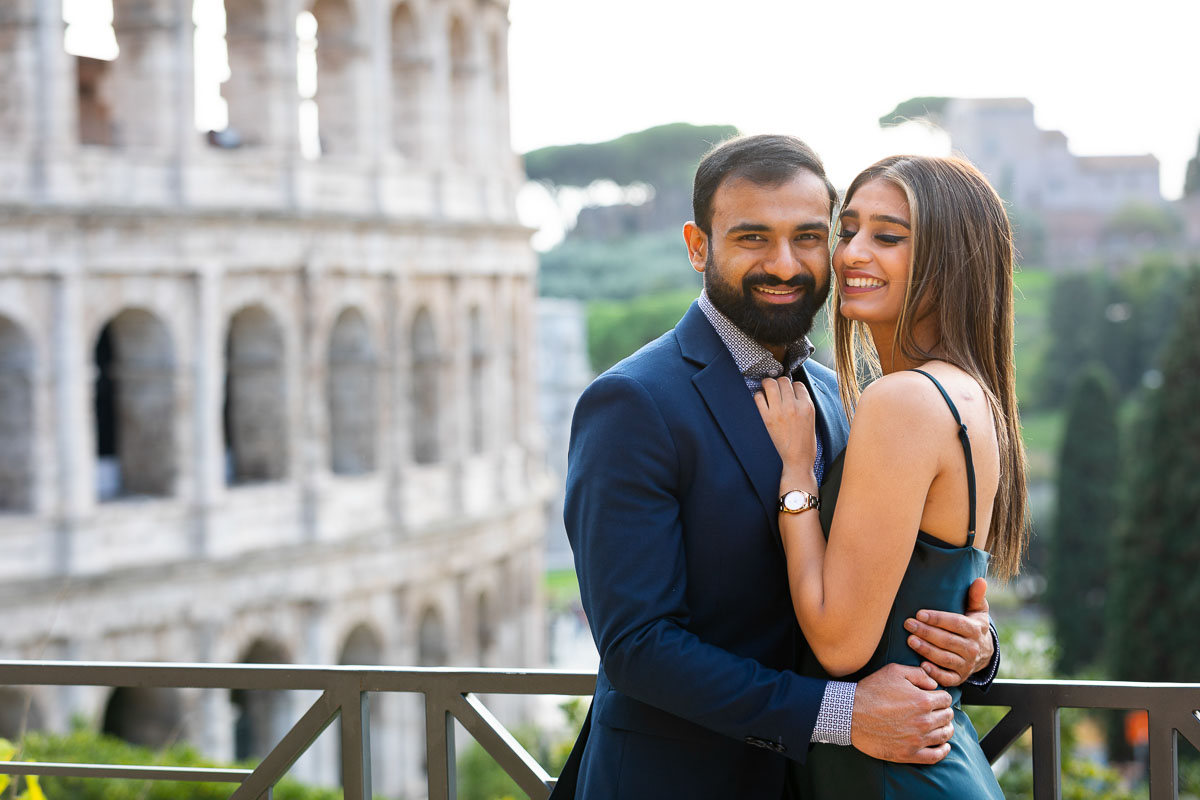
692, 134, 838, 235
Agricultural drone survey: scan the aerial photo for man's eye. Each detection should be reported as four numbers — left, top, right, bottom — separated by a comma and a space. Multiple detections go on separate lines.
740, 234, 765, 242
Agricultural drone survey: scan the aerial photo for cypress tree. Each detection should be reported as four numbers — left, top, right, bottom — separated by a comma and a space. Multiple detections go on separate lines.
1047, 364, 1119, 675
1035, 272, 1102, 408
1107, 269, 1200, 682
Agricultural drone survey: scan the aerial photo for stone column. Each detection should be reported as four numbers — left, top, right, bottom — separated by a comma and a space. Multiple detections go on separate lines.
51, 268, 88, 574
190, 262, 223, 557
108, 0, 190, 154
0, 0, 39, 184
28, 0, 75, 199
270, 0, 302, 203
422, 6, 450, 169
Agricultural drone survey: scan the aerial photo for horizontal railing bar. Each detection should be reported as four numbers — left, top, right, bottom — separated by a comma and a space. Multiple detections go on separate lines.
0, 760, 250, 782
963, 680, 1200, 711
0, 661, 596, 694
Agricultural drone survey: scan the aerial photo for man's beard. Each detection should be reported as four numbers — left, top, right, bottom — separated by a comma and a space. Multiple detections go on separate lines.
703, 248, 829, 346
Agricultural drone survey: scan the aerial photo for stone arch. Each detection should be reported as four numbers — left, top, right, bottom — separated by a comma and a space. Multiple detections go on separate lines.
310, 0, 359, 156
0, 315, 35, 512
339, 622, 383, 666
417, 605, 447, 667
0, 688, 44, 740
224, 304, 288, 485
222, 0, 271, 147
102, 686, 185, 748
410, 307, 439, 464
93, 308, 176, 501
389, 1, 421, 157
328, 307, 377, 475
76, 55, 115, 146
448, 15, 471, 165
232, 638, 291, 760
467, 305, 486, 455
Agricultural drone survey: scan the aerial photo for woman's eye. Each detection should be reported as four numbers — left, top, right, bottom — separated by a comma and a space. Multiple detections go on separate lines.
876, 235, 908, 245
836, 229, 857, 240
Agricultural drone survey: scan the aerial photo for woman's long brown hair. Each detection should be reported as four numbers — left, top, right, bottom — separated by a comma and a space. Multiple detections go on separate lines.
832, 155, 1029, 579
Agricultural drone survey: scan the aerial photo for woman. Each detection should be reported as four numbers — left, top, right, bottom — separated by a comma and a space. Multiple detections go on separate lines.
756, 155, 1027, 798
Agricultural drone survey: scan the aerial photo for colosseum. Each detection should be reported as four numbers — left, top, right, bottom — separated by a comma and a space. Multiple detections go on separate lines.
0, 0, 548, 795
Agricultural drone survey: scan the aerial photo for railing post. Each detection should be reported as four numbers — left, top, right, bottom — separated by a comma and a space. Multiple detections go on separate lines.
1030, 701, 1061, 800
425, 692, 457, 800
1147, 715, 1178, 800
339, 688, 372, 800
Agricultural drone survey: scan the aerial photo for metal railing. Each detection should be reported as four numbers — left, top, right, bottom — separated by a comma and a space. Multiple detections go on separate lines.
0, 661, 1196, 800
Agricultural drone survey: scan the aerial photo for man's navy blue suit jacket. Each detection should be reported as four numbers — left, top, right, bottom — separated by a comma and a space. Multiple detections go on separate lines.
555, 301, 851, 799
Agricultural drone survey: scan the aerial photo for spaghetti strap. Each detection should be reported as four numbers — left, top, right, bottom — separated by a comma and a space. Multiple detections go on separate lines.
910, 369, 977, 546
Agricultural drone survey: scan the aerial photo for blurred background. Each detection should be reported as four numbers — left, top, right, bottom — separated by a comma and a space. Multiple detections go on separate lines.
0, 0, 1198, 797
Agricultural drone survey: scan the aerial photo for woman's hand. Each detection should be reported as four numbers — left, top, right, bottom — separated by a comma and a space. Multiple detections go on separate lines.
755, 377, 818, 486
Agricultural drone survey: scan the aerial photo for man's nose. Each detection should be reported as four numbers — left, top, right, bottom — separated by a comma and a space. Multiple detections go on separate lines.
763, 240, 804, 280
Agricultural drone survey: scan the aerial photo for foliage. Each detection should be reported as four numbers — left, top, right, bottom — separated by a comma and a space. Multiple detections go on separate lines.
524, 123, 738, 193
538, 229, 699, 302
1107, 267, 1200, 683
877, 96, 950, 127
1046, 365, 1119, 674
14, 728, 341, 800
457, 704, 585, 800
1104, 202, 1184, 242
586, 289, 697, 373
1032, 259, 1190, 409
0, 739, 46, 800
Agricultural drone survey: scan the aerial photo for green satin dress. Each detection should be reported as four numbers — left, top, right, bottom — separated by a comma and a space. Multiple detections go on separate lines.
793, 369, 1003, 800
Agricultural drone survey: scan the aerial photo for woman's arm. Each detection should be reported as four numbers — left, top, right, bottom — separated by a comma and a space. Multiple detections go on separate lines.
757, 375, 940, 677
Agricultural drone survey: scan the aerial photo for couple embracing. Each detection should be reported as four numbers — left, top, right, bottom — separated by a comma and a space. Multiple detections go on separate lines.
551, 135, 1027, 799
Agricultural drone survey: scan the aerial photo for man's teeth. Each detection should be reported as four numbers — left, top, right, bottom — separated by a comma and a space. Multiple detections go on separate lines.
846, 277, 885, 288
756, 287, 795, 295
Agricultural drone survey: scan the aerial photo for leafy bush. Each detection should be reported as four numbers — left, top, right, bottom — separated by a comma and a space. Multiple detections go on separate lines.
12, 728, 341, 800
586, 288, 697, 373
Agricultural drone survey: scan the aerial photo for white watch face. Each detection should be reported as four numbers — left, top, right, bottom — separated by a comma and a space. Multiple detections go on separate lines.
784, 491, 805, 511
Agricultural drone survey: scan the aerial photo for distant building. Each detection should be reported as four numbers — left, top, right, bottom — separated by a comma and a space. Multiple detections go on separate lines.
934, 98, 1168, 268
536, 298, 592, 571
0, 0, 547, 797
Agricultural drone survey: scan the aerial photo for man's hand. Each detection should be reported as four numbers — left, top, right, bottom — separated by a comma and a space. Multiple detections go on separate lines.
851, 663, 954, 763
904, 577, 993, 686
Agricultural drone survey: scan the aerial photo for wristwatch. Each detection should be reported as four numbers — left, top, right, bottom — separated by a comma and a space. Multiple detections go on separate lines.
779, 489, 820, 515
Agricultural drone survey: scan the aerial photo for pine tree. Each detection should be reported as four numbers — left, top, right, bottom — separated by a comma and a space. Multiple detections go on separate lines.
1047, 365, 1119, 674
1107, 268, 1200, 682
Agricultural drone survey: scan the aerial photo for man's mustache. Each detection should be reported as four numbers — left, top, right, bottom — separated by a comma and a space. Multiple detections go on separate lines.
742, 274, 817, 291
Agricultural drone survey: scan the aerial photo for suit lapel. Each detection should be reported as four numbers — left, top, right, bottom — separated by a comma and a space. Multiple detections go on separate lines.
793, 364, 849, 474
676, 304, 783, 544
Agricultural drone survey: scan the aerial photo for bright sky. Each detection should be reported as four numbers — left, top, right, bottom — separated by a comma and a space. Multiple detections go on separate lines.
63, 0, 1200, 241
507, 0, 1200, 200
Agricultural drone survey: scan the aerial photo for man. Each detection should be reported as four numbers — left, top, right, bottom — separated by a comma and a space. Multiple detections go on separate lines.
552, 135, 997, 799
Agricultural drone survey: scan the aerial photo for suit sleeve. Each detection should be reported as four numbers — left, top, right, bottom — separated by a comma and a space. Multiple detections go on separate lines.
566, 371, 825, 760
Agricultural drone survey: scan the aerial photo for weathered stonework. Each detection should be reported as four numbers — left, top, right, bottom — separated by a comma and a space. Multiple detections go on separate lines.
0, 1, 547, 797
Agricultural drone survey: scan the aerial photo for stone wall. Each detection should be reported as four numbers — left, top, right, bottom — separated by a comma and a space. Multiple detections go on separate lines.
0, 1, 547, 797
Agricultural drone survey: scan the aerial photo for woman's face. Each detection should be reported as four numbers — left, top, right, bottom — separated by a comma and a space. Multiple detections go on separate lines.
833, 178, 913, 327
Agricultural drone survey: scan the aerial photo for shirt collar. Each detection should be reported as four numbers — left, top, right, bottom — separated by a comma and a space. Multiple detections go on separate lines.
697, 290, 814, 380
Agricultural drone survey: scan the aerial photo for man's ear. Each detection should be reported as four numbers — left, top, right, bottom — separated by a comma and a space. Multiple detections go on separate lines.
683, 222, 708, 274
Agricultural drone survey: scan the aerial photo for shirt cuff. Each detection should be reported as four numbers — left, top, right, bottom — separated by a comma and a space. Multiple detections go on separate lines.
810, 680, 855, 746
965, 621, 1001, 687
